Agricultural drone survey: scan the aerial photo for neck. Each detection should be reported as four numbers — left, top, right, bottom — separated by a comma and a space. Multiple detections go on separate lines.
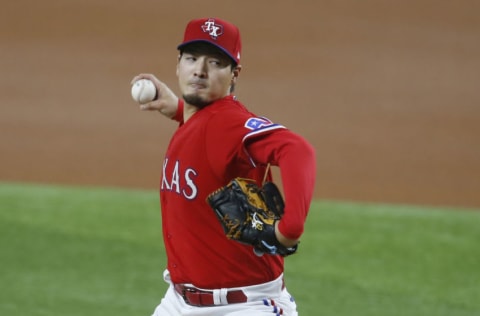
183, 104, 199, 122
183, 95, 233, 122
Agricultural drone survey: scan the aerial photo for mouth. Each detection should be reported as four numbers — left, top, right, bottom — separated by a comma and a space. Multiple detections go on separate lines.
188, 80, 207, 90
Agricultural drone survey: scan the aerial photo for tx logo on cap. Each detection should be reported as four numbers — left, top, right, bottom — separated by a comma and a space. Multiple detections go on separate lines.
201, 19, 224, 39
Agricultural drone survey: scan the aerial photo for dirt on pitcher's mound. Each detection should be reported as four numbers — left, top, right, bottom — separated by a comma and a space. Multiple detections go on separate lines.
1, 1, 479, 208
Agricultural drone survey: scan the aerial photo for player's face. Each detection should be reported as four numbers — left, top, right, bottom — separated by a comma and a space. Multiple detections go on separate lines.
177, 46, 238, 108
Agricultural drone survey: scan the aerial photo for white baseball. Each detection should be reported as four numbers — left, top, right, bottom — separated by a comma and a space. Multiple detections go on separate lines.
131, 79, 157, 104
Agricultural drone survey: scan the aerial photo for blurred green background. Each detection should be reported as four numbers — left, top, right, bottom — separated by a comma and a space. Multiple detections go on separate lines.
1, 183, 479, 315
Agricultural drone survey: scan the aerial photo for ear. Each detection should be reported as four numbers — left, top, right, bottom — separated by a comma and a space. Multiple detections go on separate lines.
233, 65, 242, 77
232, 65, 242, 83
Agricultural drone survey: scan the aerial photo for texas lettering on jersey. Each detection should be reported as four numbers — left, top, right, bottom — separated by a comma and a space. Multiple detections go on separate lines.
161, 158, 198, 200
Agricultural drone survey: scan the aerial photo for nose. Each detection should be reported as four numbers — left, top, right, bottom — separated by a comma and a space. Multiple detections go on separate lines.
193, 57, 208, 78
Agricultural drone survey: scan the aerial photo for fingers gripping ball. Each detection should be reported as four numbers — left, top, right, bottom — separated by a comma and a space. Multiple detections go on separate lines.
131, 79, 157, 104
207, 178, 298, 257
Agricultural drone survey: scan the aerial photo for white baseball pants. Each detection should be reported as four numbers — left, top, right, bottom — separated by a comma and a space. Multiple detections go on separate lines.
151, 270, 298, 316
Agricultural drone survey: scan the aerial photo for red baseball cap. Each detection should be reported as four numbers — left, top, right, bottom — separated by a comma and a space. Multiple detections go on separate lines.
177, 18, 242, 64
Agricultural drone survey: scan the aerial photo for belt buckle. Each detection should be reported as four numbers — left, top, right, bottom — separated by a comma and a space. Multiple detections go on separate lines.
183, 286, 198, 306
185, 287, 197, 294
184, 286, 211, 307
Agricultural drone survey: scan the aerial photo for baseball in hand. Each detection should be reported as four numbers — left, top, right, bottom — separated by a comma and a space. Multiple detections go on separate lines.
131, 79, 157, 104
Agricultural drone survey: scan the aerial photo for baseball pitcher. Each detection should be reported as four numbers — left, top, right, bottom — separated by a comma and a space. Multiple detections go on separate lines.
131, 17, 316, 316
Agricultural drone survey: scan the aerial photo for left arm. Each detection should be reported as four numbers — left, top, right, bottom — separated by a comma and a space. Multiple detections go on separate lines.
245, 129, 316, 245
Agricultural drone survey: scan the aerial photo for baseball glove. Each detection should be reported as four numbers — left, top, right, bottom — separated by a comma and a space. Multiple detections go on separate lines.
206, 178, 298, 257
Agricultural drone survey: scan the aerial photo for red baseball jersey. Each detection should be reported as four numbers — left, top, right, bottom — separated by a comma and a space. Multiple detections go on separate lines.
160, 95, 315, 289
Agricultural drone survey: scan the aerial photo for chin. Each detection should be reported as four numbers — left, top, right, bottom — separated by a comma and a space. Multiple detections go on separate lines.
183, 94, 212, 109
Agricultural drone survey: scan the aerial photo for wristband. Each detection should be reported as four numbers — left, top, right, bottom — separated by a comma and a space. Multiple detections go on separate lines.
172, 98, 184, 123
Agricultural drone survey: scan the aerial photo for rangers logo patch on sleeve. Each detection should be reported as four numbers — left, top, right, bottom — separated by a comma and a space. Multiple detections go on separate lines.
245, 117, 280, 131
